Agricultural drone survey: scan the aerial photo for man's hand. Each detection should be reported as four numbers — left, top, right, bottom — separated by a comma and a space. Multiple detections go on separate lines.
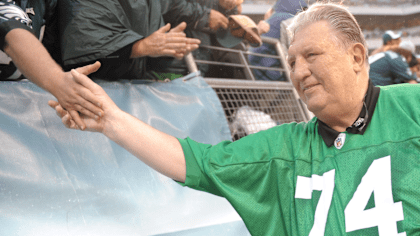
49, 69, 119, 133
131, 23, 200, 60
52, 62, 104, 130
209, 9, 229, 31
3, 29, 105, 130
257, 20, 270, 35
50, 69, 187, 183
169, 22, 201, 59
219, 0, 237, 10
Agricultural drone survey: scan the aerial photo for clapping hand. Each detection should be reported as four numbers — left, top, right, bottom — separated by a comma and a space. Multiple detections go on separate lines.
131, 23, 201, 60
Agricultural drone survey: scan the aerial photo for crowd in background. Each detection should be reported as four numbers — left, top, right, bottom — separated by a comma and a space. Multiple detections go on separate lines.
0, 0, 254, 128
1, 0, 420, 91
244, 0, 420, 6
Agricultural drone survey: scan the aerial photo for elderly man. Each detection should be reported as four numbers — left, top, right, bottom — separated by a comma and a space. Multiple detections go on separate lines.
50, 2, 420, 235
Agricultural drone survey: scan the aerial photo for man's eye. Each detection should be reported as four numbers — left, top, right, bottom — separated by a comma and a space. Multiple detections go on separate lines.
308, 53, 315, 57
289, 61, 295, 70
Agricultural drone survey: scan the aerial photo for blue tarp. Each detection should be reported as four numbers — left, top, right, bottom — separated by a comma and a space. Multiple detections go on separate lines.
0, 73, 250, 235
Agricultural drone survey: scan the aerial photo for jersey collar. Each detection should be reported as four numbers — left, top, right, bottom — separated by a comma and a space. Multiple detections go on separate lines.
317, 80, 380, 147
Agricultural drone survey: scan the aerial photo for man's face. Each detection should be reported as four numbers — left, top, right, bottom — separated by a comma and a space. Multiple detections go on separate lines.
287, 21, 361, 116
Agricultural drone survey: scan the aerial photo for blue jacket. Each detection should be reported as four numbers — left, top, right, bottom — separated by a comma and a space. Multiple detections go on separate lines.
248, 0, 306, 81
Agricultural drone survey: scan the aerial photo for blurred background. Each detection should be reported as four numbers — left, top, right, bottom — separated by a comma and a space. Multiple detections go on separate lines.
242, 0, 420, 53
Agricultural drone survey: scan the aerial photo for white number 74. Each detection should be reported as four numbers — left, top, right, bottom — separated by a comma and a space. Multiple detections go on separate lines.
295, 156, 405, 236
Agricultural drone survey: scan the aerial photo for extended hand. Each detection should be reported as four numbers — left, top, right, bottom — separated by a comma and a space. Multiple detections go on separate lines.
52, 61, 104, 130
49, 69, 119, 132
209, 9, 229, 31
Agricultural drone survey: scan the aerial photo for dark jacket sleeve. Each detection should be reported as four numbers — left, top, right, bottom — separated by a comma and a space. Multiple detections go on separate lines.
42, 0, 61, 64
58, 0, 148, 66
162, 0, 211, 31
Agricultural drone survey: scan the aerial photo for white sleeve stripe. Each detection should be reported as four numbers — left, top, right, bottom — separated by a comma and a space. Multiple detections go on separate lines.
0, 4, 32, 27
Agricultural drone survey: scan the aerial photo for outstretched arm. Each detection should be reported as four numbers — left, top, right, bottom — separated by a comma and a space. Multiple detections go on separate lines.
49, 69, 186, 182
4, 28, 103, 129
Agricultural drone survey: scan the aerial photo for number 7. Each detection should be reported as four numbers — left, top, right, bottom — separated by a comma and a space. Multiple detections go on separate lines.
295, 169, 335, 236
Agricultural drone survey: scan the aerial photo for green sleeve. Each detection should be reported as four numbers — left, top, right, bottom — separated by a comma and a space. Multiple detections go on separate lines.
177, 137, 224, 196
176, 124, 305, 196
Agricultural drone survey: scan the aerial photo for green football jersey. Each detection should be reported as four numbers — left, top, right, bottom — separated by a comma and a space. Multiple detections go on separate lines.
178, 84, 420, 236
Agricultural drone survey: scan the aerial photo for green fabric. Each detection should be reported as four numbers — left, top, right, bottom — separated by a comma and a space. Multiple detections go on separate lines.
151, 71, 184, 81
178, 84, 420, 235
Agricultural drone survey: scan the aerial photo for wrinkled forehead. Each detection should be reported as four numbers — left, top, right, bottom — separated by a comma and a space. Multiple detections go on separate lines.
287, 21, 336, 59
288, 20, 344, 56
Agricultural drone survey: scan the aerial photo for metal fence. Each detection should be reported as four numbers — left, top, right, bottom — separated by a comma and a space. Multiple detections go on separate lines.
185, 37, 312, 141
205, 79, 308, 140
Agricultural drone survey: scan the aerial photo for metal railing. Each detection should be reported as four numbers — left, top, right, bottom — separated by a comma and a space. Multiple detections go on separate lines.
185, 37, 313, 141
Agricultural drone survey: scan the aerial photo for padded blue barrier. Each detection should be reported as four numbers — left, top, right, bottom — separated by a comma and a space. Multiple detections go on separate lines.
0, 73, 250, 235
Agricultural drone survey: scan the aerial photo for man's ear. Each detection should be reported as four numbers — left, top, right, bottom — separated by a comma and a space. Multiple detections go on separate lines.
350, 43, 366, 73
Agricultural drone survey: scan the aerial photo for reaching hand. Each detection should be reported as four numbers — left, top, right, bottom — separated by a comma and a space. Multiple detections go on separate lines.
49, 100, 104, 132
49, 69, 119, 132
209, 9, 229, 31
52, 61, 104, 130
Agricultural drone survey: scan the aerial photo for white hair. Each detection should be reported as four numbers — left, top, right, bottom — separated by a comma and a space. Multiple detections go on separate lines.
288, 2, 369, 65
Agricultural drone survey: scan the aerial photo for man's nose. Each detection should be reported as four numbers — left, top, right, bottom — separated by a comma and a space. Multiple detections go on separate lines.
291, 58, 311, 82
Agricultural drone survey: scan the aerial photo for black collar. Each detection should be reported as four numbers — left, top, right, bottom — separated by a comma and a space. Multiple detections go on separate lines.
317, 81, 380, 147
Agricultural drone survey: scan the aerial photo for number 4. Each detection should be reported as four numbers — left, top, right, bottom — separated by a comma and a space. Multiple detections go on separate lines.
345, 156, 405, 235
295, 156, 406, 236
